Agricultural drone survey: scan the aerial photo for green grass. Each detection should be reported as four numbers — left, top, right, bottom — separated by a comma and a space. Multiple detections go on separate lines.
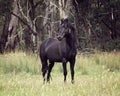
0, 52, 40, 74
0, 52, 120, 96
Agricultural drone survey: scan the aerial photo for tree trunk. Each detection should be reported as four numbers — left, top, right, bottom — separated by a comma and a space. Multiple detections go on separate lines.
5, 0, 18, 52
0, 12, 11, 53
110, 8, 117, 39
43, 0, 59, 38
50, 0, 59, 37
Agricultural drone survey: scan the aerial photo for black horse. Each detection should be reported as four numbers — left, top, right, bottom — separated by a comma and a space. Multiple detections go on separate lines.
39, 19, 77, 83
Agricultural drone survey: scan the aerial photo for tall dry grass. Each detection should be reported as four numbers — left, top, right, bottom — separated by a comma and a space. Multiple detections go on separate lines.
0, 52, 120, 96
0, 52, 40, 74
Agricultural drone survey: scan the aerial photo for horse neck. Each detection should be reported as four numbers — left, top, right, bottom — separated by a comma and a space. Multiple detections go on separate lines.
65, 35, 76, 50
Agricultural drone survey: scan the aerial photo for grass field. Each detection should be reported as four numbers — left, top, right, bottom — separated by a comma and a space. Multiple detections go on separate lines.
0, 52, 120, 96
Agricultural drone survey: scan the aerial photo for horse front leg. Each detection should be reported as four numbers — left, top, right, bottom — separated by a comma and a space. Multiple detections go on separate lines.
62, 61, 67, 83
70, 59, 75, 84
47, 62, 54, 83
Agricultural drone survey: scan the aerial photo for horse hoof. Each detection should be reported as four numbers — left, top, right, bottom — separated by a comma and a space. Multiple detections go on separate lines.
47, 79, 50, 83
71, 80, 74, 84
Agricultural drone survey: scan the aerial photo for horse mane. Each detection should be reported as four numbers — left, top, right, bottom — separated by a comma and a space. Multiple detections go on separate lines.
63, 19, 76, 49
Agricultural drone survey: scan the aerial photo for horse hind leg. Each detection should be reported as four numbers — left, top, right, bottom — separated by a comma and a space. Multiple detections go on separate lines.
47, 61, 54, 83
41, 58, 48, 83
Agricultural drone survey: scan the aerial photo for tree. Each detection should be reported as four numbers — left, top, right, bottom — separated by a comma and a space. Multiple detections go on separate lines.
0, 0, 120, 53
0, 0, 13, 53
5, 0, 19, 52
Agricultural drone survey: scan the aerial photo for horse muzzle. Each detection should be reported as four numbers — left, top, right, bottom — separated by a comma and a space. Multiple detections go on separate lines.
57, 36, 63, 41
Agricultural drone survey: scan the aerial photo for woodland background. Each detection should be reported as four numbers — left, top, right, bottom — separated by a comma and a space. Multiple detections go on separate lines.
0, 0, 120, 53
0, 1, 120, 96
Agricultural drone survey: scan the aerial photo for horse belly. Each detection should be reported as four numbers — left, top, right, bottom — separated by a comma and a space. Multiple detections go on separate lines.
46, 52, 62, 62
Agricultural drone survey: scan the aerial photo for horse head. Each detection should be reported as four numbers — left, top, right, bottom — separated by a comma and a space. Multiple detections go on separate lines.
57, 18, 72, 41
57, 18, 77, 50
